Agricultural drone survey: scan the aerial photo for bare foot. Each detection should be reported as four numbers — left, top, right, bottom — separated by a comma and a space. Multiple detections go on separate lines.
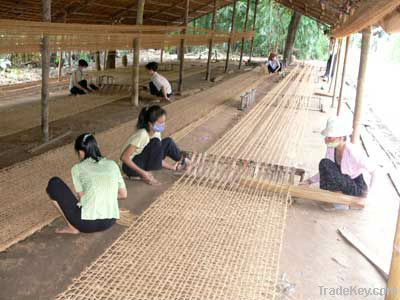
56, 226, 80, 234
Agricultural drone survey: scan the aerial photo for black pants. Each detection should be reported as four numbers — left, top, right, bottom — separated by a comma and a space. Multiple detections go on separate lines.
268, 64, 282, 74
324, 54, 337, 78
319, 159, 367, 196
46, 177, 116, 233
70, 80, 98, 95
149, 82, 172, 98
122, 137, 181, 177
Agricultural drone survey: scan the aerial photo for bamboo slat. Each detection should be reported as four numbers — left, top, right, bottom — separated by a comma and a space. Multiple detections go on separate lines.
240, 177, 365, 208
0, 19, 254, 53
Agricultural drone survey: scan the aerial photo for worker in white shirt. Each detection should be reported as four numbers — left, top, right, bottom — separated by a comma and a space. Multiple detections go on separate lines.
145, 62, 173, 102
69, 59, 99, 96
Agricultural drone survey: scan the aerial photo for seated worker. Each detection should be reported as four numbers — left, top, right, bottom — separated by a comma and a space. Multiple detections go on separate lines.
69, 59, 99, 96
266, 52, 282, 74
301, 116, 377, 210
46, 133, 127, 234
145, 62, 173, 102
120, 105, 191, 185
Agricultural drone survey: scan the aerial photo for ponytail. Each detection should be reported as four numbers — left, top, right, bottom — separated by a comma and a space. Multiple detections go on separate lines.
74, 133, 103, 162
136, 105, 166, 131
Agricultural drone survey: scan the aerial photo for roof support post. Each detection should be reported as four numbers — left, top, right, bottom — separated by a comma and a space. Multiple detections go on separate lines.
95, 51, 101, 71
205, 0, 217, 81
103, 50, 107, 70
238, 0, 251, 69
178, 0, 190, 92
331, 38, 343, 107
351, 27, 371, 144
41, 0, 51, 143
248, 0, 259, 63
224, 0, 237, 73
386, 202, 400, 300
283, 10, 301, 66
337, 36, 351, 116
131, 0, 145, 107
160, 47, 164, 64
57, 51, 63, 81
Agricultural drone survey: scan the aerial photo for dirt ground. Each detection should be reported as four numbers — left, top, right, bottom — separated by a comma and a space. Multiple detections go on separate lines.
0, 61, 246, 169
0, 65, 399, 300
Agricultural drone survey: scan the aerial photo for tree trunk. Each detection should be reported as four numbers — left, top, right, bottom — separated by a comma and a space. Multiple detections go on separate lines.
106, 50, 116, 69
283, 11, 301, 66
95, 51, 101, 71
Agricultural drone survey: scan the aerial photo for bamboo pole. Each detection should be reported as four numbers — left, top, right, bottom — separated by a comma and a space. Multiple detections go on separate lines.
205, 0, 217, 81
41, 0, 51, 143
160, 47, 164, 63
248, 0, 259, 63
386, 204, 400, 300
283, 10, 301, 66
331, 38, 343, 107
352, 27, 371, 144
131, 0, 145, 106
337, 36, 351, 116
240, 177, 365, 208
178, 0, 190, 93
103, 50, 107, 70
224, 0, 237, 73
238, 0, 251, 69
57, 51, 63, 81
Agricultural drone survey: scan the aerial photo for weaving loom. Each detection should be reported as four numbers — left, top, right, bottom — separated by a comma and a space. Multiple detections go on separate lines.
0, 64, 206, 137
55, 65, 319, 299
0, 68, 265, 253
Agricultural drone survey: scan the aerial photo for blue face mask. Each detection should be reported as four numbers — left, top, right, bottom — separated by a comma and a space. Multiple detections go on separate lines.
153, 123, 165, 133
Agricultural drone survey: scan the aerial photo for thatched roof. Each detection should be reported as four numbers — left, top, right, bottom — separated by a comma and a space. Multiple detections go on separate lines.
0, 0, 233, 25
0, 0, 398, 36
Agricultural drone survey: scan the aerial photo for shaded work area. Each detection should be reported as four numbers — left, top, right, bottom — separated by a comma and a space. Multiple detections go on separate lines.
1, 0, 400, 300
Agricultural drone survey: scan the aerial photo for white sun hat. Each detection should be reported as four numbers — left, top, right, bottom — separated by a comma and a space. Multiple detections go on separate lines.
321, 116, 353, 137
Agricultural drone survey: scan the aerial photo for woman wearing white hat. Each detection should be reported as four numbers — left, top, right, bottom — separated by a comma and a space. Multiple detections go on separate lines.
302, 116, 377, 206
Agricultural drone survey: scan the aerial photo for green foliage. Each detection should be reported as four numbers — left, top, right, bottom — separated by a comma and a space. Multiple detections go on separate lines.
189, 0, 330, 60
295, 17, 329, 60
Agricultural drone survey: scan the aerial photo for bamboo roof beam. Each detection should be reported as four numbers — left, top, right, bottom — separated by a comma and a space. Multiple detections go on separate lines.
275, 0, 337, 25
332, 0, 400, 37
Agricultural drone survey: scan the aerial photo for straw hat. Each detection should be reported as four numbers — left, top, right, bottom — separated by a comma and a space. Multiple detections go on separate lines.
321, 116, 353, 137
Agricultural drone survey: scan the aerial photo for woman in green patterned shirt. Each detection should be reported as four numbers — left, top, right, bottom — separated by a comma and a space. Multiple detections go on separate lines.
46, 133, 127, 234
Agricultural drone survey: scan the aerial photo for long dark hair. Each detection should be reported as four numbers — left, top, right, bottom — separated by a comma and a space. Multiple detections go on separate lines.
137, 105, 166, 131
74, 133, 103, 162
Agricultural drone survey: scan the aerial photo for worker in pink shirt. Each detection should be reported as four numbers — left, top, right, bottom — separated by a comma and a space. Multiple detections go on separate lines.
302, 116, 377, 210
